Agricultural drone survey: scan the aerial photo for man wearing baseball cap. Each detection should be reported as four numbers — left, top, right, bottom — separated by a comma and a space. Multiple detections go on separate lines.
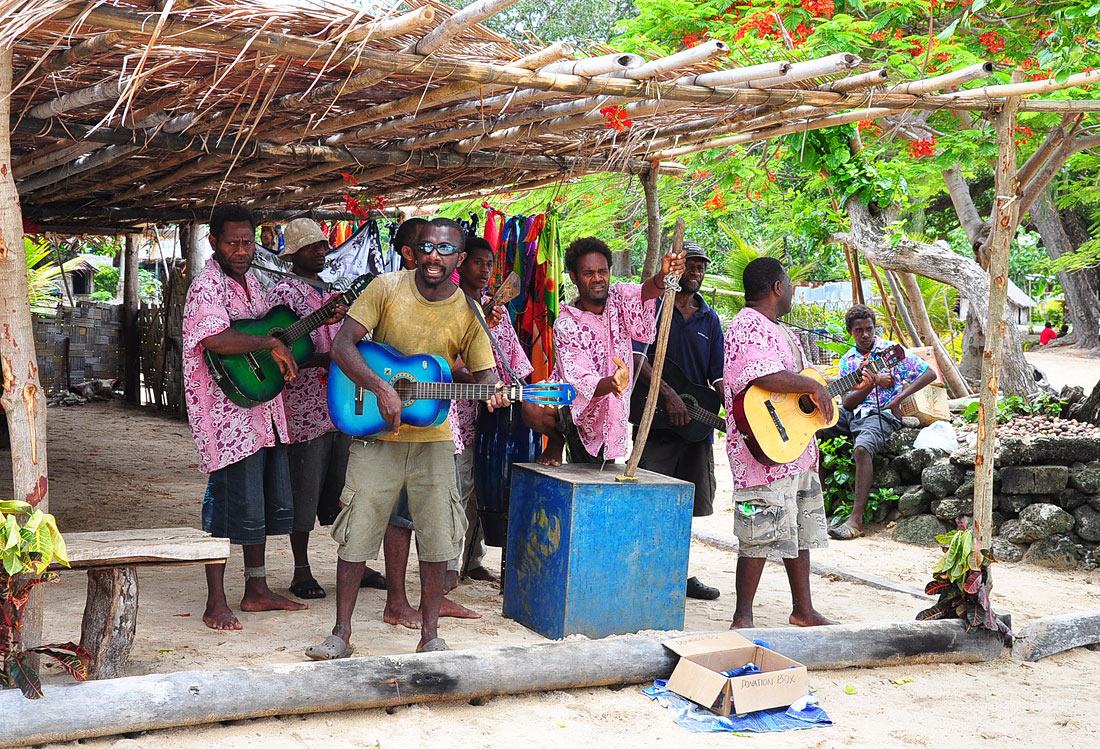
267, 218, 385, 599
632, 239, 725, 601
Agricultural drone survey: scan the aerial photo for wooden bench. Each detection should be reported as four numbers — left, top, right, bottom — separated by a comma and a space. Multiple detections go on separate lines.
49, 527, 229, 679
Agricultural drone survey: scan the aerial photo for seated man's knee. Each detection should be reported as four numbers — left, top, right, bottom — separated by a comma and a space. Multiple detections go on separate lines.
853, 444, 873, 461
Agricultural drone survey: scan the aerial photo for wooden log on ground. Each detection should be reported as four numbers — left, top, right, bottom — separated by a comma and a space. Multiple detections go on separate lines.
0, 621, 1004, 746
79, 567, 138, 679
1011, 611, 1100, 661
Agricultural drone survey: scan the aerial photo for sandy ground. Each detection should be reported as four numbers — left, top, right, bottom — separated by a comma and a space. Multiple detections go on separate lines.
1025, 346, 1100, 391
2, 400, 1100, 748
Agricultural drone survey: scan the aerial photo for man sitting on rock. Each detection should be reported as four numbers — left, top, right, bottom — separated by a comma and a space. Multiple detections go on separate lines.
822, 304, 937, 540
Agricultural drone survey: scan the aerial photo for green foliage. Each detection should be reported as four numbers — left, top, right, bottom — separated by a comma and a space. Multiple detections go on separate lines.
820, 437, 899, 523
93, 266, 120, 298
918, 530, 1012, 639
961, 394, 1064, 424
90, 266, 162, 303
0, 500, 91, 699
786, 126, 908, 211
452, 0, 637, 42
22, 237, 62, 310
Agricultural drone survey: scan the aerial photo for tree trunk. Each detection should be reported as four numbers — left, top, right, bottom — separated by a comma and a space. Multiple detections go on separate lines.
1031, 187, 1100, 351
640, 169, 661, 278
973, 93, 1021, 569
895, 271, 971, 398
843, 198, 1036, 397
0, 47, 47, 655
121, 233, 140, 403
943, 164, 991, 258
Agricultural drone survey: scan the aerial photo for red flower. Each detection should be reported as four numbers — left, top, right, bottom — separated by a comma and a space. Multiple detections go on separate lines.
906, 137, 937, 159
344, 195, 369, 217
1014, 125, 1033, 146
340, 172, 359, 186
858, 120, 882, 136
600, 105, 632, 132
801, 0, 834, 18
682, 31, 702, 48
690, 169, 712, 180
979, 31, 1006, 55
704, 187, 726, 212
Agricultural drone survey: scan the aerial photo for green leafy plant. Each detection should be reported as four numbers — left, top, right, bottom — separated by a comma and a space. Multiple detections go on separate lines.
23, 237, 62, 311
962, 394, 1065, 424
1, 500, 91, 699
821, 437, 899, 524
917, 530, 1013, 641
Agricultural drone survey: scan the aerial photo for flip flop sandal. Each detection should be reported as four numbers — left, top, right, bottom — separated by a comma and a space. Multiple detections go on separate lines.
828, 524, 864, 540
417, 637, 450, 653
305, 635, 354, 661
359, 570, 388, 590
289, 578, 327, 599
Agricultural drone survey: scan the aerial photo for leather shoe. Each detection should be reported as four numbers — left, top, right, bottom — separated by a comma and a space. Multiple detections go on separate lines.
686, 576, 720, 600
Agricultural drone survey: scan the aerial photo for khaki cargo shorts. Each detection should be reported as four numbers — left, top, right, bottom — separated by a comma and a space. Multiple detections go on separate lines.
732, 470, 828, 561
331, 439, 466, 564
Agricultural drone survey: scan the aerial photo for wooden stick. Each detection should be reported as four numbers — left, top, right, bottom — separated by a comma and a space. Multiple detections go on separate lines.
336, 5, 436, 42
820, 68, 889, 92
895, 270, 971, 398
622, 218, 685, 482
18, 144, 139, 194
411, 0, 520, 56
865, 260, 909, 345
973, 89, 1022, 568
885, 270, 924, 347
14, 31, 135, 85
28, 75, 136, 119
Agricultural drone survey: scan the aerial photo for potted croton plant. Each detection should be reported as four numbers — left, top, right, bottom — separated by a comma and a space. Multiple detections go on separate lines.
1, 499, 91, 698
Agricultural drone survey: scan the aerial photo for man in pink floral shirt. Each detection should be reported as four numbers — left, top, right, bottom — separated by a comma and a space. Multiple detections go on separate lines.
183, 204, 306, 631
447, 238, 534, 589
266, 218, 386, 600
723, 257, 835, 630
543, 237, 684, 465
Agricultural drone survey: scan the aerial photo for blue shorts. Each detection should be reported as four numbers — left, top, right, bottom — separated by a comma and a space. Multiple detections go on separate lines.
203, 444, 293, 546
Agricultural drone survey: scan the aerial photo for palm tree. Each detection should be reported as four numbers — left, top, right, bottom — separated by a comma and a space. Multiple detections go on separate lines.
23, 236, 62, 311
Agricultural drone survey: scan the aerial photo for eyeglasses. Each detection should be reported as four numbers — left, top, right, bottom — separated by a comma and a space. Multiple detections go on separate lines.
416, 241, 461, 256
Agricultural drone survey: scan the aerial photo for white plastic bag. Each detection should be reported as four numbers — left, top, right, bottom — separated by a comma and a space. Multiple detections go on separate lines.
913, 420, 959, 453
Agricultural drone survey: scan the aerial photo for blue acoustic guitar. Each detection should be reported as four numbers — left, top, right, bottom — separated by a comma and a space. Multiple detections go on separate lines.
329, 341, 577, 437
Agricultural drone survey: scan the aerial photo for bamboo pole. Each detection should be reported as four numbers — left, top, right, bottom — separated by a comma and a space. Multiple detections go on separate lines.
623, 219, 685, 481
744, 52, 860, 88
541, 53, 643, 76
944, 69, 1100, 100
885, 62, 994, 95
411, 0, 520, 55
336, 5, 436, 42
27, 74, 137, 119
820, 68, 889, 92
17, 144, 139, 194
0, 45, 48, 664
973, 89, 1022, 568
673, 60, 789, 87
14, 31, 135, 85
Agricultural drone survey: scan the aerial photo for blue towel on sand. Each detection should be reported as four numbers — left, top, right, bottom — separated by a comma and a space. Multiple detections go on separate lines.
642, 680, 832, 734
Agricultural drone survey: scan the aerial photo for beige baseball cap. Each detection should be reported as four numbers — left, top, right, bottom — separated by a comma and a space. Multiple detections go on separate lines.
279, 218, 328, 257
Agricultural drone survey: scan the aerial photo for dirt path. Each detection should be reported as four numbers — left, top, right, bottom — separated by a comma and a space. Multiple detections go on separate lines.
2, 402, 1098, 748
1025, 346, 1100, 391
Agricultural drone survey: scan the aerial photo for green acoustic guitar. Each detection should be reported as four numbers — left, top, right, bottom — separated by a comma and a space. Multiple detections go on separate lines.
204, 274, 373, 408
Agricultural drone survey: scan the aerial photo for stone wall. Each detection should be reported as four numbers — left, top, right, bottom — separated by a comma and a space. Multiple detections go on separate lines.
881, 429, 1100, 570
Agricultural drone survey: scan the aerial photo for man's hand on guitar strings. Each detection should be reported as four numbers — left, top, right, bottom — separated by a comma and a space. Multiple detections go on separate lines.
664, 389, 690, 427
808, 381, 835, 422
322, 296, 349, 326
485, 382, 511, 412
376, 381, 404, 436
270, 340, 299, 381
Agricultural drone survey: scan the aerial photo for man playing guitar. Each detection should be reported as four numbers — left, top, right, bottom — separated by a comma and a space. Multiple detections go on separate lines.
633, 240, 724, 601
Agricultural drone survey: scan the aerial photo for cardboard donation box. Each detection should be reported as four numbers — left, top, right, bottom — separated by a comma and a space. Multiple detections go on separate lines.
664, 632, 808, 716
907, 345, 944, 385
900, 383, 950, 426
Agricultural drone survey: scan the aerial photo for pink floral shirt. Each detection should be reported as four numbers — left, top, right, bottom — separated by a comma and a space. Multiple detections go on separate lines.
450, 298, 534, 453
553, 282, 656, 459
267, 277, 341, 444
724, 307, 818, 490
183, 259, 289, 474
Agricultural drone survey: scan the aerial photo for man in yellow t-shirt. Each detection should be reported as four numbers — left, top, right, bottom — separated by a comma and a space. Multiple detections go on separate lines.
306, 217, 506, 657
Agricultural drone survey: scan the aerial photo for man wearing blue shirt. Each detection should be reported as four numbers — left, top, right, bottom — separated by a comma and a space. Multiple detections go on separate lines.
633, 241, 725, 600
823, 304, 938, 540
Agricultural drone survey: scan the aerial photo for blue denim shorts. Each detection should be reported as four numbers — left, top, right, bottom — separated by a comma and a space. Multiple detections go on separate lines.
202, 444, 293, 545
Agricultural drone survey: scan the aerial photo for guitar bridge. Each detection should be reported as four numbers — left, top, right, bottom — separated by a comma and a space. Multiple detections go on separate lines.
765, 400, 789, 442
354, 385, 364, 416
245, 352, 266, 381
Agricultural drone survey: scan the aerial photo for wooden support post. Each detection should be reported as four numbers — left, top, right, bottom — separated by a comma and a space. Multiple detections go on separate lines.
884, 269, 923, 346
79, 567, 138, 680
865, 260, 908, 345
640, 168, 661, 279
0, 47, 48, 657
974, 90, 1022, 569
896, 271, 972, 398
122, 233, 140, 403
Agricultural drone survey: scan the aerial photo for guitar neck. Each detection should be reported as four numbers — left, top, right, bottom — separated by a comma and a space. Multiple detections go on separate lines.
410, 382, 524, 402
685, 404, 725, 431
278, 291, 350, 345
825, 353, 891, 398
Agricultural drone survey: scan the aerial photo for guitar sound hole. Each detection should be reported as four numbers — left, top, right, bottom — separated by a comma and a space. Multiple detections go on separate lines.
392, 377, 415, 406
798, 395, 816, 415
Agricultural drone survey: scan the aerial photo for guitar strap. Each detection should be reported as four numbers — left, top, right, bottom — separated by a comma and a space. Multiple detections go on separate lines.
776, 323, 805, 372
465, 293, 521, 384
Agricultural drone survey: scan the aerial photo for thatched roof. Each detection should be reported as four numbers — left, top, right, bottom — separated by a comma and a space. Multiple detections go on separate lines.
6, 0, 1099, 233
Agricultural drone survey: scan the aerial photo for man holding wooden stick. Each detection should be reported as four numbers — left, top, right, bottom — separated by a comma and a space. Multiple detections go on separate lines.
724, 257, 835, 629
540, 237, 684, 465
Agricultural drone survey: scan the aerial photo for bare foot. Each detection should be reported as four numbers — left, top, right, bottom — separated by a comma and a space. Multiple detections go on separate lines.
443, 570, 459, 594
203, 602, 242, 631
384, 602, 422, 630
463, 566, 501, 585
240, 589, 308, 613
440, 596, 482, 619
729, 616, 754, 630
789, 610, 838, 627
538, 432, 564, 466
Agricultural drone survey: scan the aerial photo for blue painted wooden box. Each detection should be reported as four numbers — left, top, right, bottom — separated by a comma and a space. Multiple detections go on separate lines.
503, 462, 694, 640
